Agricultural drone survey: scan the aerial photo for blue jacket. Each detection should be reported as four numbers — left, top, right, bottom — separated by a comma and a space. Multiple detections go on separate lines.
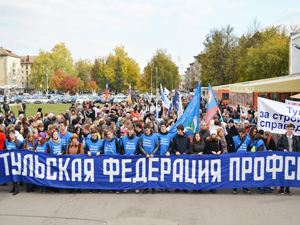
59, 131, 72, 150
103, 137, 121, 155
232, 135, 250, 153
157, 131, 173, 155
22, 139, 37, 150
139, 132, 159, 156
85, 138, 104, 155
4, 140, 22, 150
47, 139, 64, 155
121, 134, 140, 155
35, 143, 47, 153
249, 134, 266, 152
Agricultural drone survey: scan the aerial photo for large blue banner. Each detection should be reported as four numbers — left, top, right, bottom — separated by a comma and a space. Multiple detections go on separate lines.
1, 150, 300, 190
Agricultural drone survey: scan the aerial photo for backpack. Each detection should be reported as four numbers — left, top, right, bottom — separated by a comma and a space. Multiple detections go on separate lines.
4, 104, 9, 111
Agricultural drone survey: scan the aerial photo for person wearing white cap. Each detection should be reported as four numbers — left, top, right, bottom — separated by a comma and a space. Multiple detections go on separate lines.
204, 129, 223, 194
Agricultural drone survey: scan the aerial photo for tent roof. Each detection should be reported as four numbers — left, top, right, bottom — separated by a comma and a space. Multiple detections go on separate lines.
290, 93, 300, 99
229, 76, 300, 93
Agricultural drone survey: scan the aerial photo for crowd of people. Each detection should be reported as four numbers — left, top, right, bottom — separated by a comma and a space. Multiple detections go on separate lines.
0, 96, 299, 196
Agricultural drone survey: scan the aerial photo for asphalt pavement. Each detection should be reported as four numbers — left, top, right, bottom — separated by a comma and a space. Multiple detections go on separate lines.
0, 185, 300, 225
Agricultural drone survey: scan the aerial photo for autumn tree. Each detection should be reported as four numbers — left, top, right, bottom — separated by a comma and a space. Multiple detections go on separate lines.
86, 81, 98, 92
30, 42, 75, 89
49, 70, 83, 92
142, 49, 179, 93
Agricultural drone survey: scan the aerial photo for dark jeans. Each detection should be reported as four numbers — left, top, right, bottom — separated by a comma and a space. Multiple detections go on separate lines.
280, 186, 289, 191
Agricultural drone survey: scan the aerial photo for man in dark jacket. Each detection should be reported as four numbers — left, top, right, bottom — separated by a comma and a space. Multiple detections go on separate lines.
276, 123, 300, 196
227, 119, 239, 137
168, 124, 190, 193
199, 121, 210, 142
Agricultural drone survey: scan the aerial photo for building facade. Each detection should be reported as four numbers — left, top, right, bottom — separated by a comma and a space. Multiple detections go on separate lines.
290, 32, 300, 75
0, 47, 21, 87
20, 55, 37, 89
185, 55, 201, 90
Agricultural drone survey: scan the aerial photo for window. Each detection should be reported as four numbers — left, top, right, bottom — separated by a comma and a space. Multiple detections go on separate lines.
27, 77, 29, 81
26, 65, 28, 70
26, 71, 28, 75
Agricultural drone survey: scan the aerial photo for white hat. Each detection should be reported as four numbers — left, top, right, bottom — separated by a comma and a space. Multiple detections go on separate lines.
210, 129, 217, 135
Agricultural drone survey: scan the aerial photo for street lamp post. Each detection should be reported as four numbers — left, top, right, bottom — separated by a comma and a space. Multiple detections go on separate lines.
156, 67, 158, 98
150, 67, 153, 98
46, 71, 48, 95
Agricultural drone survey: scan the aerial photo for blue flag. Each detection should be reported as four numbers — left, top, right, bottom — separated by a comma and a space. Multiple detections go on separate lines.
173, 89, 179, 110
169, 83, 201, 139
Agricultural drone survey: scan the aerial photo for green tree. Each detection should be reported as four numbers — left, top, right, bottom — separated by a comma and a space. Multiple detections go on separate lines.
198, 25, 238, 86
74, 59, 92, 84
238, 25, 289, 81
30, 42, 75, 89
141, 49, 179, 93
92, 45, 141, 93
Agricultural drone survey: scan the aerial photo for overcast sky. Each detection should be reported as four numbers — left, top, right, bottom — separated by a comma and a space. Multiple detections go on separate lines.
1, 0, 299, 74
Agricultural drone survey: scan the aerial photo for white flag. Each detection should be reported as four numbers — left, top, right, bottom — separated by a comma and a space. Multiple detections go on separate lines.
160, 84, 172, 109
178, 94, 183, 119
164, 87, 170, 95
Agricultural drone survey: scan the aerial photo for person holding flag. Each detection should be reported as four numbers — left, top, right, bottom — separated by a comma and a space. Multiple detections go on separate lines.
206, 83, 219, 127
105, 79, 109, 102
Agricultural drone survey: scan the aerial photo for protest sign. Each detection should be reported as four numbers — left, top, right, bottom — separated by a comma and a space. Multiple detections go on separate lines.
258, 97, 300, 135
285, 99, 300, 107
2, 150, 300, 190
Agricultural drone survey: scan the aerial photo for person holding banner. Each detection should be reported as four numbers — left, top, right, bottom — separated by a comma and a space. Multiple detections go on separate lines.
139, 123, 159, 194
66, 133, 84, 194
262, 131, 276, 151
121, 125, 140, 194
85, 129, 103, 157
157, 122, 173, 193
85, 129, 103, 194
121, 125, 140, 155
46, 129, 64, 193
4, 129, 22, 195
47, 129, 64, 156
229, 128, 251, 195
204, 129, 223, 194
230, 128, 250, 153
248, 127, 266, 152
188, 132, 205, 156
34, 132, 47, 153
103, 129, 121, 155
277, 123, 300, 196
170, 124, 190, 193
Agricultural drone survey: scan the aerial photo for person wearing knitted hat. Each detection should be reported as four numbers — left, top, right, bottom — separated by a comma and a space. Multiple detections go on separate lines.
204, 129, 223, 194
